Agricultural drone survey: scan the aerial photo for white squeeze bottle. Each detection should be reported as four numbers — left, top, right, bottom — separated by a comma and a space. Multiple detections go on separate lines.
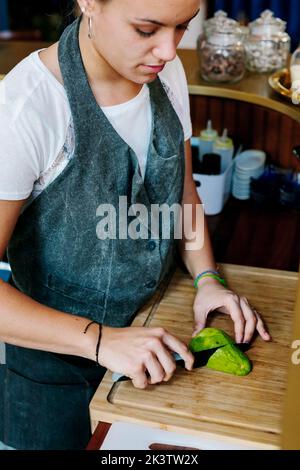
198, 120, 218, 159
212, 128, 234, 173
291, 45, 300, 105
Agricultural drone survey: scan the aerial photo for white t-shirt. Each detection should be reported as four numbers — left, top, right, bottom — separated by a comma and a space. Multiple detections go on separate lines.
0, 50, 192, 202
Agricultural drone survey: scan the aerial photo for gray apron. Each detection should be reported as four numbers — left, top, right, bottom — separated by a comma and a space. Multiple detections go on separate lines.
0, 17, 185, 449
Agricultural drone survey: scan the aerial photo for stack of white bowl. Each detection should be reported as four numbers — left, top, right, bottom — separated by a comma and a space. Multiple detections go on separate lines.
232, 150, 266, 200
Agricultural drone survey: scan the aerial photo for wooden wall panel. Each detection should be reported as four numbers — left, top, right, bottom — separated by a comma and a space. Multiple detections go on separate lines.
190, 95, 300, 170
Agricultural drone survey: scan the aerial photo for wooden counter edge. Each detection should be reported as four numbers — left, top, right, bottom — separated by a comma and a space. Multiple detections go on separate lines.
89, 372, 280, 450
187, 85, 300, 123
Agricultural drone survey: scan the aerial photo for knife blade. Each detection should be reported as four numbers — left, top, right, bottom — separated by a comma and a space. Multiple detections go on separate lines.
112, 343, 251, 383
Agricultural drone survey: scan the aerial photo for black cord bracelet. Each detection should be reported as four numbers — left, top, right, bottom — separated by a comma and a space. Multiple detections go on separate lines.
83, 320, 102, 366
95, 323, 102, 366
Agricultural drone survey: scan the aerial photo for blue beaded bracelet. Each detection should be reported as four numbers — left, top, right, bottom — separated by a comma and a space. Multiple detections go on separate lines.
194, 270, 226, 289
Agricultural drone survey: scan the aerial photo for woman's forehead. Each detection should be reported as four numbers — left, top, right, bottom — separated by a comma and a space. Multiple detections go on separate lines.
103, 0, 201, 22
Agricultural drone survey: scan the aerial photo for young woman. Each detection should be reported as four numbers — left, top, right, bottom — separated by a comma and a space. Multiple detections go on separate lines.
0, 0, 270, 450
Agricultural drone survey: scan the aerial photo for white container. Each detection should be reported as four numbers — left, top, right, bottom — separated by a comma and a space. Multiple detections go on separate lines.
100, 421, 260, 450
193, 159, 233, 215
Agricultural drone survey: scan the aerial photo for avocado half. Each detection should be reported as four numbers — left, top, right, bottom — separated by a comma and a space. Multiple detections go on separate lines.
189, 327, 234, 352
189, 327, 252, 376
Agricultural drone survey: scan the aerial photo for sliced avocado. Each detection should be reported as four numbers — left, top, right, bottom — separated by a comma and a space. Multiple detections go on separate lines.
189, 327, 234, 353
206, 344, 252, 376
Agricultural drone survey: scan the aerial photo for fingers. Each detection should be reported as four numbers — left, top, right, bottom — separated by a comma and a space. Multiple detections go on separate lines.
225, 296, 271, 343
254, 310, 271, 341
131, 368, 148, 389
225, 295, 245, 343
239, 297, 257, 343
192, 321, 206, 337
192, 304, 208, 337
161, 331, 194, 371
239, 297, 271, 342
143, 351, 166, 385
128, 328, 192, 388
154, 343, 177, 382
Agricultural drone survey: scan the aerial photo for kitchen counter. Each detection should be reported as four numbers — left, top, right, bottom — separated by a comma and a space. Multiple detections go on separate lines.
89, 264, 298, 450
177, 49, 300, 124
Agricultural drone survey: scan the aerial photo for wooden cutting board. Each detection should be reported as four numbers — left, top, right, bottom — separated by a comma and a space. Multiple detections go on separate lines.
90, 264, 298, 449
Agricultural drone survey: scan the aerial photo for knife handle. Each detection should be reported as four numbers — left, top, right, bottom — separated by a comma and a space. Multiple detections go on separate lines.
112, 352, 184, 383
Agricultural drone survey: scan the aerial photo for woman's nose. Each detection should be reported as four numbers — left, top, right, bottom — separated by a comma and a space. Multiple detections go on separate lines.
152, 31, 177, 63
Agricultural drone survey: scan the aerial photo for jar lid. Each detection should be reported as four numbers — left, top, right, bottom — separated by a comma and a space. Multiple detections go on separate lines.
205, 10, 240, 34
249, 9, 287, 37
204, 10, 243, 46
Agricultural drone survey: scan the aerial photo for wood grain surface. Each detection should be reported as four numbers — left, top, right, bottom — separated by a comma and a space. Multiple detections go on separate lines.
90, 264, 298, 449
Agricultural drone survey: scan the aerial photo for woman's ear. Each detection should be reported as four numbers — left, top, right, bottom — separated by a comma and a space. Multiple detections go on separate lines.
77, 0, 97, 16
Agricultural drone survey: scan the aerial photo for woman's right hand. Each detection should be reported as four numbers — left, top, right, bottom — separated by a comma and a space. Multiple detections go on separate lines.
98, 326, 194, 389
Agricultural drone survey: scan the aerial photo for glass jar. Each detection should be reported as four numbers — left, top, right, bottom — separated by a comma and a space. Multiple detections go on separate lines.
291, 46, 300, 105
245, 10, 291, 73
197, 11, 246, 84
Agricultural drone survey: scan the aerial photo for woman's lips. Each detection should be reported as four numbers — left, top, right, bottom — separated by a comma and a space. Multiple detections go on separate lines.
143, 64, 165, 73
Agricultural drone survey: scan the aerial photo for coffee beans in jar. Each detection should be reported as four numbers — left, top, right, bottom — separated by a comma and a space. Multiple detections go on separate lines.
198, 11, 246, 84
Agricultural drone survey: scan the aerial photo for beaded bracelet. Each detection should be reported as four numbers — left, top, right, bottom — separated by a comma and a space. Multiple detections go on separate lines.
194, 270, 227, 289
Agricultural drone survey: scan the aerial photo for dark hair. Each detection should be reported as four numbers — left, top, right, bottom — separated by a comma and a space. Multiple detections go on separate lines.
73, 1, 81, 17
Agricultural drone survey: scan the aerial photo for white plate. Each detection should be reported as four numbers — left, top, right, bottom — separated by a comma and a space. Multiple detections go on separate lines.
236, 150, 266, 172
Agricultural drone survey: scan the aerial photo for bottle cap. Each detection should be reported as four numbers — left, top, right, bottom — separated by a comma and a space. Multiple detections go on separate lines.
214, 129, 233, 149
200, 120, 218, 141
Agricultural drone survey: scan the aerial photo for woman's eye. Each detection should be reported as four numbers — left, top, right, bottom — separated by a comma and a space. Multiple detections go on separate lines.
177, 24, 189, 32
136, 29, 156, 38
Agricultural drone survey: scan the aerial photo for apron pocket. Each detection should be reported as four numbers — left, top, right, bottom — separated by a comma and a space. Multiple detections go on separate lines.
46, 274, 106, 306
36, 273, 107, 320
3, 367, 96, 450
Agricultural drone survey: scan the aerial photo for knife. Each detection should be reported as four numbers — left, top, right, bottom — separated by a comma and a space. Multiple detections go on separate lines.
112, 343, 251, 383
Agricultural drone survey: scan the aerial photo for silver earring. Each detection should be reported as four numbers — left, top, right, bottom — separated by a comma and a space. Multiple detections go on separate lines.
88, 17, 93, 39
81, 7, 85, 13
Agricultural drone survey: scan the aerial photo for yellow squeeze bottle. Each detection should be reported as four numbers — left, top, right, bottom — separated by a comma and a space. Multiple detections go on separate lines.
198, 120, 218, 159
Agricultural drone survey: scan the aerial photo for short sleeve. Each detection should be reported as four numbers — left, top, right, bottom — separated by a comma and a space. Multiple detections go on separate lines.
0, 100, 41, 200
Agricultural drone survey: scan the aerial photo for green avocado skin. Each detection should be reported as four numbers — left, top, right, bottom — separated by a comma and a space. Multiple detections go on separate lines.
189, 327, 234, 353
207, 344, 252, 376
189, 327, 252, 376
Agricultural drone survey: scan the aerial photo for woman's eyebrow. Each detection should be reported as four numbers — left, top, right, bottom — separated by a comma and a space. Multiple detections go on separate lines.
133, 9, 200, 27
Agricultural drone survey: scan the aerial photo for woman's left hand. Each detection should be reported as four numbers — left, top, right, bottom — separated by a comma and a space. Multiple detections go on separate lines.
193, 278, 271, 343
